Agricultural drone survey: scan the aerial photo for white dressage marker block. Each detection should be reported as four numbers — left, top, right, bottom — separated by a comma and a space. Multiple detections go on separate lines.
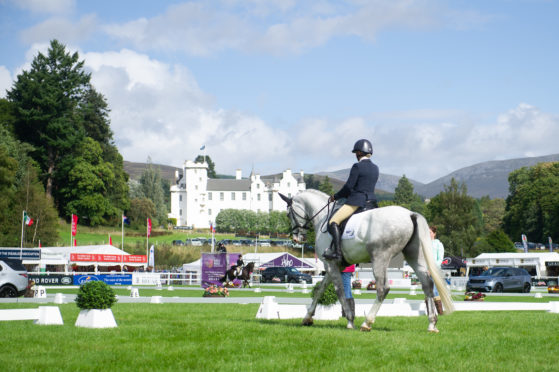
130, 287, 139, 298
256, 296, 282, 319
253, 287, 262, 293
549, 302, 559, 313
151, 296, 162, 304
34, 286, 47, 298
353, 289, 361, 295
54, 293, 65, 304
0, 306, 63, 325
534, 292, 543, 298
168, 286, 174, 291
75, 309, 117, 328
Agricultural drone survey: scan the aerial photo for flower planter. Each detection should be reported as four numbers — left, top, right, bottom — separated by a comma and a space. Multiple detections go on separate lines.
75, 309, 117, 328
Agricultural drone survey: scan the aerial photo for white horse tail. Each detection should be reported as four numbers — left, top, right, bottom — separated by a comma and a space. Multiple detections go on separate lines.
413, 213, 455, 315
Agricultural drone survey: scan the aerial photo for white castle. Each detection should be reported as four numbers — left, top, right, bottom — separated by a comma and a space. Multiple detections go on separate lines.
169, 160, 306, 228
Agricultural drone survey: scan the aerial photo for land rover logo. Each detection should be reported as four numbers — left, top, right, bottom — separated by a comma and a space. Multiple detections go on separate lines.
61, 277, 72, 284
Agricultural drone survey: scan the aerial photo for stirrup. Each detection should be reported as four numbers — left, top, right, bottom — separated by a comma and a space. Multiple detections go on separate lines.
323, 250, 340, 260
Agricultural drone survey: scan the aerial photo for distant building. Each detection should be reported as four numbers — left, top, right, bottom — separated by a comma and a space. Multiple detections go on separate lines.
169, 160, 306, 228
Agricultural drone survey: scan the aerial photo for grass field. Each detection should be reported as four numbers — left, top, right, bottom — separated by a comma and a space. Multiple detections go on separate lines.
2, 291, 559, 371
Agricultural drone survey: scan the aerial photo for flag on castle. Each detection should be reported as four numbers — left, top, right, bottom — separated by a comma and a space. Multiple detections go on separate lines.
23, 211, 34, 226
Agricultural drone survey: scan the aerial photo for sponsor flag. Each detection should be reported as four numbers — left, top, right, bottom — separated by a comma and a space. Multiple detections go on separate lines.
109, 235, 113, 246
149, 245, 155, 267
123, 215, 130, 225
200, 145, 205, 150
147, 218, 152, 237
521, 234, 528, 253
39, 240, 42, 248
210, 223, 215, 233
74, 239, 77, 246
23, 211, 34, 226
71, 214, 78, 236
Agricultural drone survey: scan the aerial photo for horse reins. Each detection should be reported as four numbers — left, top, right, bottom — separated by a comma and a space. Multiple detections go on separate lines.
288, 199, 332, 235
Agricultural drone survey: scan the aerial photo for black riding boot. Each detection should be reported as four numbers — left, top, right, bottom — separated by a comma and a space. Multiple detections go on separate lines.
323, 222, 341, 260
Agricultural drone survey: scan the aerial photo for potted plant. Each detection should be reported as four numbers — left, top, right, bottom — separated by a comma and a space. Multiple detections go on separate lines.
367, 280, 376, 290
352, 279, 362, 289
75, 281, 118, 328
311, 281, 340, 320
464, 291, 486, 301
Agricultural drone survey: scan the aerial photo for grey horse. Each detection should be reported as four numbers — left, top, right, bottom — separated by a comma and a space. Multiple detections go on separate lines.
280, 189, 454, 333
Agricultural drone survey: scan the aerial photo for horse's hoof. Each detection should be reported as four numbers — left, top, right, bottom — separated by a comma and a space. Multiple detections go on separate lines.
302, 318, 314, 326
346, 323, 354, 330
428, 328, 440, 333
359, 323, 371, 332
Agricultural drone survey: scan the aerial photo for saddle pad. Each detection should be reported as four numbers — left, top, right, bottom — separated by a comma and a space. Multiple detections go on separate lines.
341, 212, 366, 240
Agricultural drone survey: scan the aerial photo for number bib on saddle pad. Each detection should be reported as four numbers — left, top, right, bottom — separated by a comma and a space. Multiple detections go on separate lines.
341, 213, 366, 240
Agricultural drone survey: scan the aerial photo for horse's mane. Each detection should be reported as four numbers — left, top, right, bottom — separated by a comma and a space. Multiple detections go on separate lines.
300, 188, 329, 199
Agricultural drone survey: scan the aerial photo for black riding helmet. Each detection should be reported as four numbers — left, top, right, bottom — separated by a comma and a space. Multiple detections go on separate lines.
352, 139, 373, 155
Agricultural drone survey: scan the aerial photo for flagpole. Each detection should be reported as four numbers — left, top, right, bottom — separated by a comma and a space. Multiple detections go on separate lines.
20, 210, 25, 258
70, 214, 73, 247
146, 218, 149, 264
121, 214, 124, 251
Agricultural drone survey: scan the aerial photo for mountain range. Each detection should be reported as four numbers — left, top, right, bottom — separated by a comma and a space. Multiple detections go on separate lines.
318, 153, 559, 199
124, 153, 559, 200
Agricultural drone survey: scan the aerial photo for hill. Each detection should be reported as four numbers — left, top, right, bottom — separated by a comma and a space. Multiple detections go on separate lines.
319, 154, 559, 199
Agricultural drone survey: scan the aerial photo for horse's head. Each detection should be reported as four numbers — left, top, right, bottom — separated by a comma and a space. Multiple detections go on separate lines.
279, 192, 309, 243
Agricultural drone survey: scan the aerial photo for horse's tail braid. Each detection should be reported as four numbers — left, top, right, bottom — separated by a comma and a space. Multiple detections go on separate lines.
412, 213, 455, 315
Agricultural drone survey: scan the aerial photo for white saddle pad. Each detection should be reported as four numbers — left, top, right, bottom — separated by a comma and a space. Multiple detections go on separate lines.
341, 212, 366, 240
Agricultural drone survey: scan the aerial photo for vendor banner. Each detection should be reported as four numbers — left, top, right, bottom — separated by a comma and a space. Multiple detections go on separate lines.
70, 253, 147, 263
28, 274, 73, 286
0, 248, 41, 260
259, 253, 314, 269
73, 274, 132, 285
201, 253, 240, 288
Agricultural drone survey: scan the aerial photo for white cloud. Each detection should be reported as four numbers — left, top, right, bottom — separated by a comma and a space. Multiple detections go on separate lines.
83, 49, 292, 174
20, 14, 98, 45
0, 66, 12, 97
102, 0, 449, 56
9, 0, 75, 15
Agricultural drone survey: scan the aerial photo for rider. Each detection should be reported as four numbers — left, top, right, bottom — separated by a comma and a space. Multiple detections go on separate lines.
217, 241, 227, 253
235, 254, 244, 277
323, 139, 379, 260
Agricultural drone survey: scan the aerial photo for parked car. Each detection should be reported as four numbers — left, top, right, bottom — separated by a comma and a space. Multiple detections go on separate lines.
0, 258, 28, 297
260, 267, 312, 284
172, 240, 185, 246
466, 266, 532, 293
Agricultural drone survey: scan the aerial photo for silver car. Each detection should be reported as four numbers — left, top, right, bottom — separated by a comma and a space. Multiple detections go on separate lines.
466, 266, 531, 293
0, 259, 28, 297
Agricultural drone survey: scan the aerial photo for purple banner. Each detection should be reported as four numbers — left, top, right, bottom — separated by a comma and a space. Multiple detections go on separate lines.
259, 253, 313, 269
201, 253, 241, 288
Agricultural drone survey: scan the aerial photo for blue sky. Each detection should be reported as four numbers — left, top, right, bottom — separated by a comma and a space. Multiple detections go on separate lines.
1, 0, 558, 183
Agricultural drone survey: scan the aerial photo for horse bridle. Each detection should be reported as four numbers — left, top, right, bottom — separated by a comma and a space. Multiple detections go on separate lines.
286, 199, 331, 235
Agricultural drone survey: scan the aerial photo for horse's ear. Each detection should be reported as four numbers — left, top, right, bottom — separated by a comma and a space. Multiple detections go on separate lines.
279, 193, 292, 206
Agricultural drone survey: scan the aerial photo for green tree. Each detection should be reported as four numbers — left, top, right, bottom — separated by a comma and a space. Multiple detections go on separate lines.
478, 196, 506, 233
471, 229, 516, 256
318, 176, 334, 195
128, 198, 156, 227
503, 162, 559, 243
394, 175, 414, 204
426, 178, 480, 256
7, 39, 90, 199
393, 175, 425, 214
304, 174, 320, 189
139, 158, 167, 226
0, 126, 59, 246
194, 155, 216, 178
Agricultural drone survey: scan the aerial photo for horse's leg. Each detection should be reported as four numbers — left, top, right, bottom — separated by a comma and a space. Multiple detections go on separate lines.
303, 274, 331, 326
416, 268, 439, 333
360, 259, 390, 332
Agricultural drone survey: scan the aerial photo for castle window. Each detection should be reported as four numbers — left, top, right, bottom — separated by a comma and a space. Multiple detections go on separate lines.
269, 193, 272, 201
288, 182, 291, 187
208, 192, 212, 201
257, 194, 261, 201
208, 209, 212, 216
231, 192, 235, 201
179, 195, 182, 202
179, 209, 182, 216
220, 192, 224, 201
257, 183, 260, 189
242, 192, 247, 200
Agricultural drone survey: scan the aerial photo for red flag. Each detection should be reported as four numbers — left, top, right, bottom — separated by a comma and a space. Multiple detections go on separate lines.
147, 218, 152, 237
109, 235, 113, 245
39, 241, 42, 248
73, 239, 77, 246
71, 214, 78, 236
